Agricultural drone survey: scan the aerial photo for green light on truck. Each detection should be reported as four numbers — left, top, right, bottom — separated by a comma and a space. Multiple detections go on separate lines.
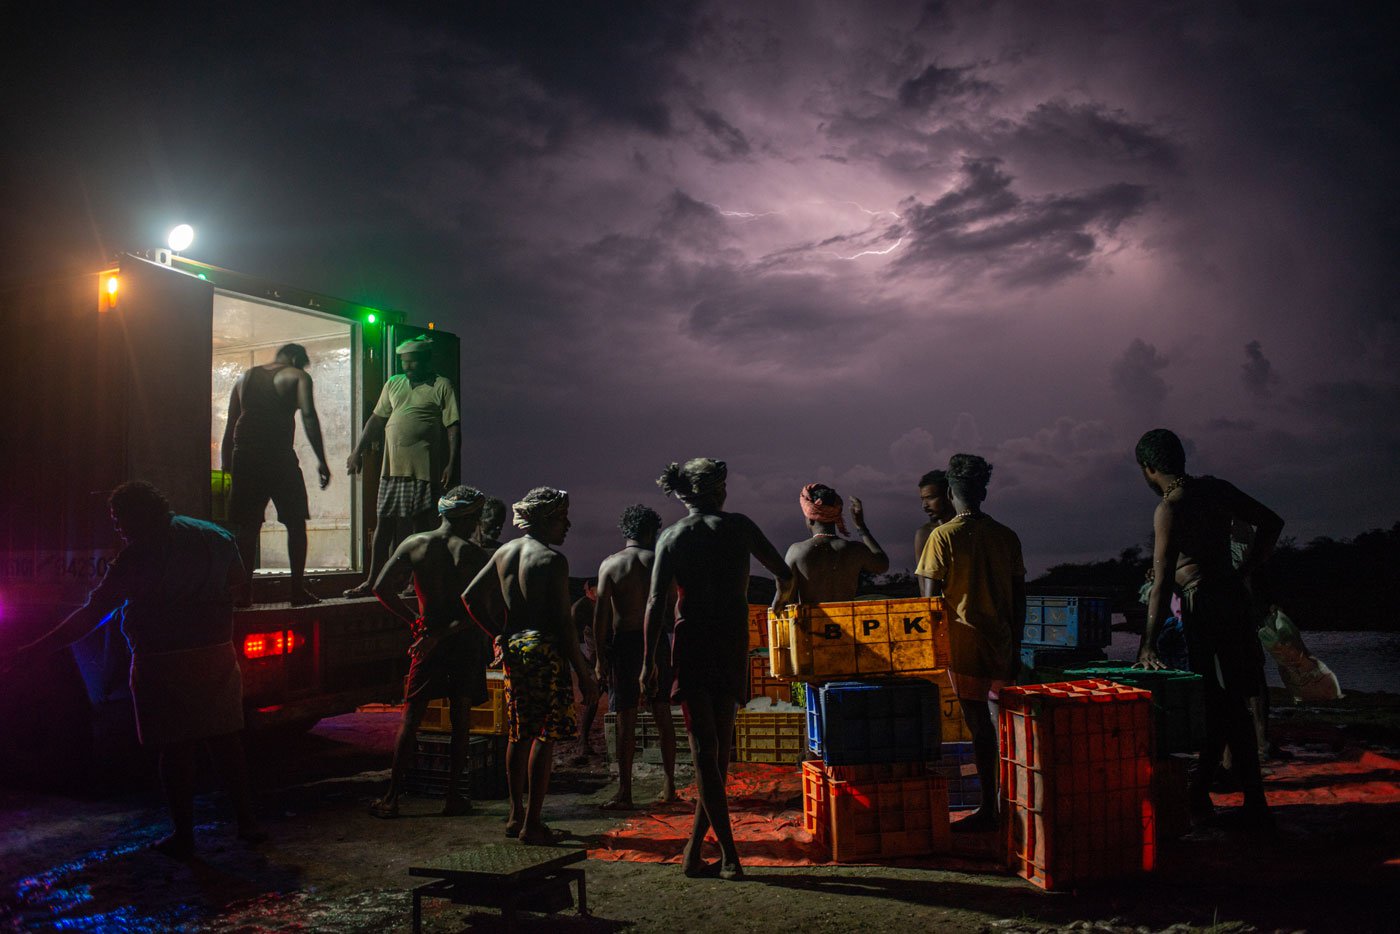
366, 312, 378, 325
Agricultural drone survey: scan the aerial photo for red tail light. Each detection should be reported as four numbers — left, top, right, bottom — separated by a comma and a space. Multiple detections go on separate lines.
243, 630, 306, 659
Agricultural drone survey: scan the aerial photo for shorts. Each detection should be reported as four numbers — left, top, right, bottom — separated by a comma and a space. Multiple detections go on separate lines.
129, 642, 244, 746
229, 451, 309, 525
503, 630, 576, 743
404, 628, 485, 705
377, 476, 437, 519
609, 631, 645, 712
1181, 578, 1265, 697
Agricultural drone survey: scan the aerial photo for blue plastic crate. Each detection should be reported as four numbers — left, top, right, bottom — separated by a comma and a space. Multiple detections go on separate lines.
809, 678, 941, 766
1020, 645, 1108, 670
1022, 596, 1112, 649
929, 741, 981, 810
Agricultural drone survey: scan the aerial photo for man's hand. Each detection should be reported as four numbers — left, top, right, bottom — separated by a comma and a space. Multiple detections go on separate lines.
410, 633, 442, 662
317, 462, 332, 490
346, 451, 363, 475
578, 669, 600, 709
491, 635, 505, 667
640, 660, 658, 699
1134, 646, 1167, 670
849, 495, 866, 529
440, 466, 453, 488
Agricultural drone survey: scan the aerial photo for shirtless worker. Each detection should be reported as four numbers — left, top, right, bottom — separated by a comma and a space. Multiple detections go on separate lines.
644, 458, 795, 879
914, 469, 955, 571
462, 487, 599, 844
368, 486, 491, 818
784, 483, 889, 602
474, 497, 508, 554
1133, 428, 1283, 832
220, 342, 331, 606
595, 504, 679, 809
916, 454, 1025, 833
571, 580, 602, 758
344, 336, 461, 598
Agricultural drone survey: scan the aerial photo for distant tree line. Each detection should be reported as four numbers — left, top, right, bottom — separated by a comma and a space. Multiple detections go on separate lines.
1031, 523, 1400, 632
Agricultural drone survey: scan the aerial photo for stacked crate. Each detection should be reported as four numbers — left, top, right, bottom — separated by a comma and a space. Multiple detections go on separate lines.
929, 741, 980, 810
404, 733, 508, 800
1019, 596, 1112, 671
420, 670, 507, 735
602, 707, 692, 767
734, 708, 807, 764
1059, 665, 1206, 757
801, 678, 951, 862
999, 679, 1156, 891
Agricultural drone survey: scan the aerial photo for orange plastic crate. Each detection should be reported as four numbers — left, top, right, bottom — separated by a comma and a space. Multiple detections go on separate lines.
421, 671, 507, 735
803, 759, 952, 863
999, 679, 1156, 891
748, 653, 790, 704
748, 604, 769, 650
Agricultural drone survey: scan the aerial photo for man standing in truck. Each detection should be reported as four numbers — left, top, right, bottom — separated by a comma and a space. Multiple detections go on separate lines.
344, 336, 461, 598
6, 482, 263, 858
220, 342, 331, 606
368, 485, 491, 818
462, 487, 598, 844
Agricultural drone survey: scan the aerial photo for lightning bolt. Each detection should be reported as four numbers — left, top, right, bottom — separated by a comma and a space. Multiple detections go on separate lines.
835, 236, 905, 260
702, 198, 906, 260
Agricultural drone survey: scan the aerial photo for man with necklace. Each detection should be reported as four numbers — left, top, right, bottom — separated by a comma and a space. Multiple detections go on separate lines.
783, 483, 889, 603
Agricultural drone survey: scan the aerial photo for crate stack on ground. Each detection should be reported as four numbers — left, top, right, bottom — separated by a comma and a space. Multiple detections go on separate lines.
801, 677, 951, 862
1019, 595, 1113, 672
407, 670, 509, 801
602, 706, 693, 767
999, 679, 1156, 891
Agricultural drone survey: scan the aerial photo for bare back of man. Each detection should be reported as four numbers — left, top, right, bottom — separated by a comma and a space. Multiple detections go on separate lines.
370, 504, 489, 818
596, 536, 678, 808
786, 488, 888, 603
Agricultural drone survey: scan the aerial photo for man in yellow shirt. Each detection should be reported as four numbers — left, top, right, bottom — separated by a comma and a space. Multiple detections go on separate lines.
916, 453, 1025, 832
344, 337, 461, 598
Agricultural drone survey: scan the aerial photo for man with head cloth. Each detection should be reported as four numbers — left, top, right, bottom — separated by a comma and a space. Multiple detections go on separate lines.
463, 487, 598, 844
916, 454, 1025, 833
784, 483, 889, 603
344, 336, 461, 598
369, 484, 492, 817
642, 458, 795, 879
474, 497, 508, 554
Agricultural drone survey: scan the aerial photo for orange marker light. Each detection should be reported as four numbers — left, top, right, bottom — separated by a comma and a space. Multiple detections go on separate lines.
98, 272, 120, 312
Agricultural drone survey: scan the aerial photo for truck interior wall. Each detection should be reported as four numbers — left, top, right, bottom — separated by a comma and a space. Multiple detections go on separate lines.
119, 257, 215, 520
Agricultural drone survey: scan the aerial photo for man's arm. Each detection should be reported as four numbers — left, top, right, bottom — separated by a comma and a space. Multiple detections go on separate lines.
346, 413, 387, 474
540, 553, 597, 705
297, 372, 331, 490
593, 563, 616, 681
915, 531, 944, 598
220, 382, 242, 473
12, 573, 125, 662
1222, 483, 1284, 580
442, 423, 460, 488
372, 540, 419, 628
641, 537, 677, 692
745, 517, 796, 610
462, 555, 504, 638
1138, 501, 1179, 670
849, 496, 890, 575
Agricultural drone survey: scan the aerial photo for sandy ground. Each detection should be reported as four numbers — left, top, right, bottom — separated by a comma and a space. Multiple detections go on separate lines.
2, 692, 1399, 933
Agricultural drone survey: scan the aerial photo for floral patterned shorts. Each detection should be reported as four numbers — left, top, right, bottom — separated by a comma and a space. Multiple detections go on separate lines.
503, 630, 577, 743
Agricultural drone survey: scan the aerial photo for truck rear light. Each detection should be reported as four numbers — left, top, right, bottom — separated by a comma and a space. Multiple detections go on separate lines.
243, 630, 306, 659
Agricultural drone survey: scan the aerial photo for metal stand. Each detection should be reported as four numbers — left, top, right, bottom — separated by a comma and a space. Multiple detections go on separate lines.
408, 845, 587, 932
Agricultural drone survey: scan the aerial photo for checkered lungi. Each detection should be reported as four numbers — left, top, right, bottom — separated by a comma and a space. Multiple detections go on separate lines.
376, 476, 437, 518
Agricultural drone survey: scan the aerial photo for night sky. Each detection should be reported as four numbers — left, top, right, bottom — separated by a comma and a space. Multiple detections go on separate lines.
5, 1, 1398, 576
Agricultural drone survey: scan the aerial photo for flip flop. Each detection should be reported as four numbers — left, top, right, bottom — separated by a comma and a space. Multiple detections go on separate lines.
369, 800, 400, 819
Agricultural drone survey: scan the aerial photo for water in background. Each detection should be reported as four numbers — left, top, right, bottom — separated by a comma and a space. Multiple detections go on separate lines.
1107, 630, 1400, 695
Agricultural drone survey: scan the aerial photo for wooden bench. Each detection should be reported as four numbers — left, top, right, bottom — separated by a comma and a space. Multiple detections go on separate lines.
408, 844, 587, 932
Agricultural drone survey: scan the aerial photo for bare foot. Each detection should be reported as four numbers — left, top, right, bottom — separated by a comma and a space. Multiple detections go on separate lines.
342, 582, 373, 599
288, 588, 321, 606
504, 815, 524, 837
152, 834, 195, 860
518, 823, 564, 845
599, 794, 636, 811
683, 859, 722, 878
654, 787, 679, 805
719, 860, 744, 881
369, 797, 400, 819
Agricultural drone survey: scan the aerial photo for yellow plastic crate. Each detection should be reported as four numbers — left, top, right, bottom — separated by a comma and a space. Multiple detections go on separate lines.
734, 710, 807, 764
767, 598, 949, 682
421, 670, 506, 735
211, 470, 232, 522
933, 670, 973, 742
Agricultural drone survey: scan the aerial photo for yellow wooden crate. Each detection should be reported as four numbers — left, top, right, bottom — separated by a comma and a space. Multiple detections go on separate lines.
421, 670, 507, 735
767, 598, 948, 682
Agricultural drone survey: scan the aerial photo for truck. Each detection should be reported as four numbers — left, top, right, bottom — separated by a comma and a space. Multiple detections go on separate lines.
0, 250, 460, 781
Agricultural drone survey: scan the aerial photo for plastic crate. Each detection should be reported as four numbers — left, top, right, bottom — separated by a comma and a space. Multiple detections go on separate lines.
748, 652, 791, 704
211, 470, 232, 523
1020, 645, 1108, 672
602, 707, 691, 766
805, 678, 940, 765
802, 760, 952, 863
933, 670, 973, 742
404, 733, 508, 800
734, 710, 807, 764
999, 679, 1156, 891
1022, 596, 1112, 649
748, 604, 769, 650
1060, 665, 1206, 757
420, 670, 507, 735
767, 598, 949, 682
930, 741, 981, 810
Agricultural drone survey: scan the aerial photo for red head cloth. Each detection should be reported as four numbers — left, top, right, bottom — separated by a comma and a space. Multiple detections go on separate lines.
799, 483, 847, 536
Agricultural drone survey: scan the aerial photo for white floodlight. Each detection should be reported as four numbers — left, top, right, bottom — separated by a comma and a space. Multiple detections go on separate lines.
168, 224, 195, 253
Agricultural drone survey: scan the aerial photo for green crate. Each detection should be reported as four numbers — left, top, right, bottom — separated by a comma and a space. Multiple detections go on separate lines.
1060, 664, 1206, 757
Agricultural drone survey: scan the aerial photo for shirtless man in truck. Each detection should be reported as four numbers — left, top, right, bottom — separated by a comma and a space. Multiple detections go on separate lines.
220, 342, 331, 606
784, 483, 889, 603
462, 487, 598, 844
